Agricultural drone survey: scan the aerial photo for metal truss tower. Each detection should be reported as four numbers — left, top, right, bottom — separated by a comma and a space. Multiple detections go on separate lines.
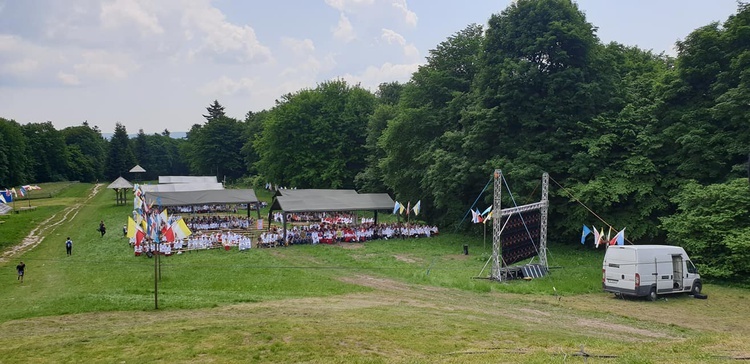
490, 171, 549, 281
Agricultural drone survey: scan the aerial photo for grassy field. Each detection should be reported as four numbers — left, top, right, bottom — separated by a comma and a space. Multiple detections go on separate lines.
0, 182, 90, 252
0, 184, 748, 363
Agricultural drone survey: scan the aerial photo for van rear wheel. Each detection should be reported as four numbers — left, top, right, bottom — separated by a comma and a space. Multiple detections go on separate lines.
648, 287, 657, 302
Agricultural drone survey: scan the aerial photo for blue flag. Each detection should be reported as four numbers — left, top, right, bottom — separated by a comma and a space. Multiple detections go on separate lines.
581, 225, 592, 244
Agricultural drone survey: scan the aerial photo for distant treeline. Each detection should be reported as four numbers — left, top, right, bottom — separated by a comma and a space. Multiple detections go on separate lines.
2, 0, 749, 281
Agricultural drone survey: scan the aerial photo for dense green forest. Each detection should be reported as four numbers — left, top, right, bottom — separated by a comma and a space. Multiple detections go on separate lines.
1, 0, 749, 281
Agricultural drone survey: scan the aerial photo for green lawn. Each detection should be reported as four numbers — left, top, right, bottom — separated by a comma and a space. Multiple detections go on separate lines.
0, 184, 748, 363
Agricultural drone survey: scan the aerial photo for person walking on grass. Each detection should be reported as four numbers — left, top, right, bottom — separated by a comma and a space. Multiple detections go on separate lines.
16, 261, 25, 283
99, 220, 106, 237
66, 237, 72, 256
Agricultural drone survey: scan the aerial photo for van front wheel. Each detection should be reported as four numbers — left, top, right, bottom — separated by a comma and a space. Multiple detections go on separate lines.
691, 282, 702, 296
648, 287, 657, 302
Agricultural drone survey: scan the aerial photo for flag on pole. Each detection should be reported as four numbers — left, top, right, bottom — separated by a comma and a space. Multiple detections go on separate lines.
135, 227, 145, 246
581, 225, 592, 244
18, 187, 26, 197
399, 203, 405, 215
406, 201, 411, 216
393, 201, 401, 215
161, 224, 175, 243
160, 209, 169, 226
593, 227, 601, 248
483, 211, 492, 224
609, 228, 626, 246
11, 187, 17, 197
127, 216, 137, 238
172, 218, 192, 240
481, 205, 492, 216
412, 200, 421, 216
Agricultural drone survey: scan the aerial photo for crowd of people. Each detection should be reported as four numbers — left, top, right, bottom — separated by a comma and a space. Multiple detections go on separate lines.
128, 206, 437, 257
257, 222, 438, 248
272, 211, 360, 224
183, 215, 254, 231
170, 202, 266, 214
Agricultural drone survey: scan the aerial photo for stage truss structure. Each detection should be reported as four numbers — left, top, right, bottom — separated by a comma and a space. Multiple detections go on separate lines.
490, 170, 549, 281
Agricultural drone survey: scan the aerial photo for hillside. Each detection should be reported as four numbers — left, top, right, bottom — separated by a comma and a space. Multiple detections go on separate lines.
0, 184, 748, 363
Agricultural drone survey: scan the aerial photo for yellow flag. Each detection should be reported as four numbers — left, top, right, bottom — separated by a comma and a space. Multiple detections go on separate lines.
172, 218, 192, 239
127, 216, 136, 238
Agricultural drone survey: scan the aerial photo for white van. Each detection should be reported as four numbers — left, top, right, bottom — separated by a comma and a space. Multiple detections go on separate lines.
603, 245, 701, 301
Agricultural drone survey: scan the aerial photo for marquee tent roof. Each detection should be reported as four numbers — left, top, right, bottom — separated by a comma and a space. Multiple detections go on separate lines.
158, 176, 218, 184
140, 183, 224, 192
143, 189, 258, 207
272, 188, 357, 199
269, 192, 394, 213
107, 176, 133, 189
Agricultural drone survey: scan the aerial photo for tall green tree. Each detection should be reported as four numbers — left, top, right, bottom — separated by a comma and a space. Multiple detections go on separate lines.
655, 3, 750, 185
378, 24, 484, 224
105, 123, 136, 180
661, 178, 750, 280
62, 122, 107, 183
356, 82, 404, 193
203, 100, 226, 122
184, 102, 247, 181
0, 118, 30, 186
240, 110, 268, 176
256, 79, 376, 188
21, 121, 69, 182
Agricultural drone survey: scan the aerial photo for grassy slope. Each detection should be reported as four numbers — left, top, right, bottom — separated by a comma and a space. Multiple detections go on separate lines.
0, 182, 89, 251
0, 185, 748, 363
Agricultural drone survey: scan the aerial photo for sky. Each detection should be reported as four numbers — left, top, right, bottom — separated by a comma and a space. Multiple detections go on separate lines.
0, 0, 742, 134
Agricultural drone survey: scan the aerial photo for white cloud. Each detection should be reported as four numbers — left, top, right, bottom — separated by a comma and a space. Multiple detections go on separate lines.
199, 76, 255, 96
71, 50, 139, 82
381, 28, 420, 60
5, 59, 40, 75
57, 71, 81, 86
324, 0, 375, 12
100, 0, 164, 36
281, 37, 315, 57
391, 0, 417, 27
0, 35, 64, 82
332, 13, 356, 42
340, 61, 420, 90
281, 53, 337, 77
182, 3, 272, 64
381, 28, 406, 45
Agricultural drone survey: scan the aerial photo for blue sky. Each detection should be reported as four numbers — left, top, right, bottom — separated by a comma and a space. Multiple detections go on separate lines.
0, 0, 741, 134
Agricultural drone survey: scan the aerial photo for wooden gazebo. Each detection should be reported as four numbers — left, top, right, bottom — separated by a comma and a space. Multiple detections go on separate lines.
107, 177, 133, 205
129, 165, 146, 183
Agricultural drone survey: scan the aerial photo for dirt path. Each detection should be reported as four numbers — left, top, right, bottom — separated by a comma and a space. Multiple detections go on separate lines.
0, 183, 102, 263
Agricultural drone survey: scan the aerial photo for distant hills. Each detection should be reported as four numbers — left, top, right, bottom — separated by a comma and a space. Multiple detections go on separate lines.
102, 132, 187, 139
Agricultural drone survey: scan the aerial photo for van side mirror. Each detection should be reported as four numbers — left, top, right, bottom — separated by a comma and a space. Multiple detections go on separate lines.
687, 260, 698, 274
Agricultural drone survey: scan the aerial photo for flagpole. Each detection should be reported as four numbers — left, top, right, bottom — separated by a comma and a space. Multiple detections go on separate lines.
153, 236, 158, 310
483, 222, 486, 251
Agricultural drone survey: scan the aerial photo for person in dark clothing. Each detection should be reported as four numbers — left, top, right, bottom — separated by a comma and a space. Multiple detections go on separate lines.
17, 261, 25, 282
99, 220, 106, 237
66, 237, 72, 256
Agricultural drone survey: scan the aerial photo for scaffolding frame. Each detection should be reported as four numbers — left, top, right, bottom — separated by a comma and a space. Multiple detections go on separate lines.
490, 170, 549, 281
